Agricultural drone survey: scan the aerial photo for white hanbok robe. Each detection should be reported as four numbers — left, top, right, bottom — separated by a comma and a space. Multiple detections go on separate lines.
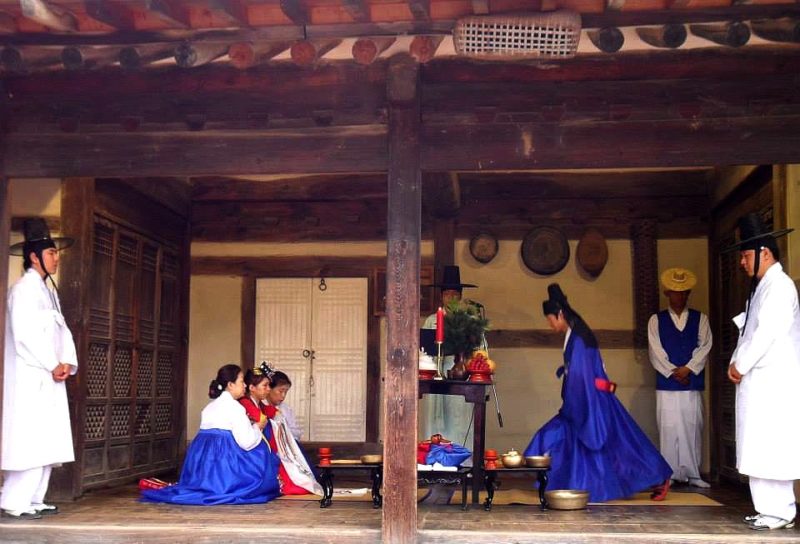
2, 269, 78, 471
730, 263, 800, 480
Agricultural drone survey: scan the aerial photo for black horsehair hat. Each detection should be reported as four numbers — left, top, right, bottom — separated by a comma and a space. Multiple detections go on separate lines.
542, 283, 568, 316
430, 265, 477, 290
9, 218, 74, 257
723, 212, 793, 253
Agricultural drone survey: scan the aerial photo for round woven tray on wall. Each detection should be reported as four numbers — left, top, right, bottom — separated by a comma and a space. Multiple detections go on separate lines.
521, 227, 569, 276
469, 232, 499, 264
576, 228, 608, 278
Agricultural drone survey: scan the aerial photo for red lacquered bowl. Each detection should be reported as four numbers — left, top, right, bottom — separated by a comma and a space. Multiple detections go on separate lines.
468, 369, 492, 382
419, 370, 437, 380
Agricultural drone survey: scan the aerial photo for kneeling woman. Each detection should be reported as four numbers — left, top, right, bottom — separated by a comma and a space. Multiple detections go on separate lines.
141, 364, 281, 505
525, 284, 672, 502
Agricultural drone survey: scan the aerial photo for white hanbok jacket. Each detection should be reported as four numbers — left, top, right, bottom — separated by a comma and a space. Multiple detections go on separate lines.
2, 269, 78, 471
730, 263, 800, 479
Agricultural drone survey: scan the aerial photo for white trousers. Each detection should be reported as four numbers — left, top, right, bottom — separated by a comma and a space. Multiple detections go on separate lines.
0, 466, 52, 512
656, 390, 703, 481
749, 476, 797, 521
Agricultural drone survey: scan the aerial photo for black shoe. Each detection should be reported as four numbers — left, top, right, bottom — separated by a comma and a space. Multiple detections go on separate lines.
2, 509, 43, 520
33, 503, 59, 515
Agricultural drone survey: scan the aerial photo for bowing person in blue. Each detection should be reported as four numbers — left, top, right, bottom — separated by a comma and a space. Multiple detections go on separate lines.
524, 284, 673, 502
141, 364, 280, 505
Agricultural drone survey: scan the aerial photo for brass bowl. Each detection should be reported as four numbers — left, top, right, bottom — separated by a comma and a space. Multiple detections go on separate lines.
501, 454, 524, 468
525, 455, 551, 468
360, 454, 383, 464
545, 489, 589, 510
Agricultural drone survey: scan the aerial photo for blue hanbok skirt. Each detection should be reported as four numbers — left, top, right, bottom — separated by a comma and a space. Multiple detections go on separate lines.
525, 396, 672, 502
141, 428, 280, 505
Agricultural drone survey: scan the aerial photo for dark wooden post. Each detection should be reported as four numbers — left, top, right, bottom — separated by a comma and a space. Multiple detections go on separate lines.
52, 178, 96, 499
0, 178, 10, 462
424, 172, 460, 283
631, 219, 659, 349
383, 53, 420, 544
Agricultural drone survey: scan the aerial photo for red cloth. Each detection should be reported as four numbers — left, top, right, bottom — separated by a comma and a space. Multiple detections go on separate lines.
264, 404, 309, 496
417, 442, 431, 464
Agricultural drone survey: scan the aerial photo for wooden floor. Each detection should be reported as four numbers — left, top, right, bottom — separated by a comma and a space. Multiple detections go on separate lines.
1, 482, 799, 544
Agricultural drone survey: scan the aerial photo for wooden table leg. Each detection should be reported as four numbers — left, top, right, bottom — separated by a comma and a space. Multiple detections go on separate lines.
483, 471, 497, 511
537, 470, 549, 511
371, 466, 383, 508
319, 468, 333, 508
461, 472, 469, 511
471, 398, 486, 504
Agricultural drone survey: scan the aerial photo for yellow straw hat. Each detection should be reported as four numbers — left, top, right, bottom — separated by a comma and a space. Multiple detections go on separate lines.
660, 268, 696, 292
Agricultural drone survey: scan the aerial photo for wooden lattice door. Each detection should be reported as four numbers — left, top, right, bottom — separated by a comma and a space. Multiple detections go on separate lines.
79, 216, 183, 489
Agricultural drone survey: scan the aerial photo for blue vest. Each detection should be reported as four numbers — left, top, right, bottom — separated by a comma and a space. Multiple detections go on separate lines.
656, 309, 704, 391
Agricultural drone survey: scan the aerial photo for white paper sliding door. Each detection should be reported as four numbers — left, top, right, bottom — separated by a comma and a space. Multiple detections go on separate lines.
255, 277, 367, 442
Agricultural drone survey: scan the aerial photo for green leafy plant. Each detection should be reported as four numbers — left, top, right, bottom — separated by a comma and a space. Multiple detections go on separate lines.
443, 300, 489, 356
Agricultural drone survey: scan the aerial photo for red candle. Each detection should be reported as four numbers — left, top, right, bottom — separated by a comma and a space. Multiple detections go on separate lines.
435, 306, 445, 343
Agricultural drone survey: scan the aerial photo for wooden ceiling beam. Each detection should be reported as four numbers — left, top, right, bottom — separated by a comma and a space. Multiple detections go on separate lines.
190, 174, 388, 201
636, 24, 687, 49
342, 0, 370, 23
85, 0, 133, 30
20, 0, 77, 32
0, 11, 17, 33
690, 22, 751, 47
227, 41, 290, 69
210, 0, 250, 26
290, 39, 342, 66
471, 0, 489, 15
143, 0, 191, 29
409, 35, 443, 63
3, 127, 388, 177
408, 0, 431, 21
118, 44, 175, 70
750, 18, 800, 43
352, 37, 395, 65
279, 0, 309, 26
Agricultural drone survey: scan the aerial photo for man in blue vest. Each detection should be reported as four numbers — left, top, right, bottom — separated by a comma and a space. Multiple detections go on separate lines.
647, 267, 712, 488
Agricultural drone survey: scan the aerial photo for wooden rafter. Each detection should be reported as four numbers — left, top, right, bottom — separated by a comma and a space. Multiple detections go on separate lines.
471, 0, 489, 15
279, 0, 309, 25
408, 0, 430, 21
0, 11, 17, 33
20, 0, 77, 32
85, 0, 132, 30
143, 0, 190, 29
342, 0, 370, 23
211, 0, 250, 26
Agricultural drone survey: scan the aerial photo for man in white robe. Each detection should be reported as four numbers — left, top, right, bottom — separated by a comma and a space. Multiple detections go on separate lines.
1, 219, 78, 520
727, 213, 800, 531
648, 267, 712, 488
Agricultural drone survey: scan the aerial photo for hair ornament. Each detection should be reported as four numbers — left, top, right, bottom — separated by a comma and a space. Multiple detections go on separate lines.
217, 383, 223, 390
254, 361, 276, 379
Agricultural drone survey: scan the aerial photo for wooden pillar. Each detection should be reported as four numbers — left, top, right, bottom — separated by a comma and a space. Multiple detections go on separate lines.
241, 276, 256, 370
383, 53, 420, 544
52, 178, 96, 499
0, 178, 10, 462
631, 219, 659, 349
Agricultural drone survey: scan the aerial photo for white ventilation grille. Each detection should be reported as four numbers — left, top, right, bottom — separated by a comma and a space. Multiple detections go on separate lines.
454, 10, 582, 59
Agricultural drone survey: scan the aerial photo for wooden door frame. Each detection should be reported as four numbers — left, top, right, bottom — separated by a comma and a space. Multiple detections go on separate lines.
708, 165, 780, 484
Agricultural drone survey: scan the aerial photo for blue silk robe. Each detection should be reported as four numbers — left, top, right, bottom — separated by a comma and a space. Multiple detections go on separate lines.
524, 328, 672, 502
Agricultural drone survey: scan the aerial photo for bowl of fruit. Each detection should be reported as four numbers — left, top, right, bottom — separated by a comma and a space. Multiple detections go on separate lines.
466, 350, 494, 382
